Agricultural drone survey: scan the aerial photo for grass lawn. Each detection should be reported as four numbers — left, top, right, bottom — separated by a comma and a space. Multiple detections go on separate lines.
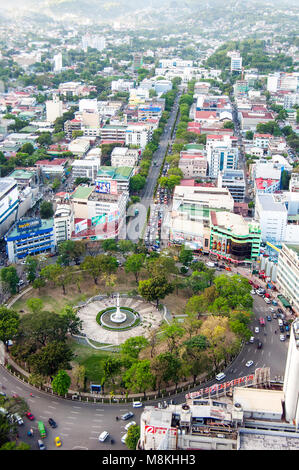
69, 339, 120, 384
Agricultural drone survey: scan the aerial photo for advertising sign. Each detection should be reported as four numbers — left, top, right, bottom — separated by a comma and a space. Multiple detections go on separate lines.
185, 374, 255, 400
17, 219, 41, 232
92, 214, 106, 226
145, 426, 177, 436
75, 219, 88, 234
95, 180, 111, 194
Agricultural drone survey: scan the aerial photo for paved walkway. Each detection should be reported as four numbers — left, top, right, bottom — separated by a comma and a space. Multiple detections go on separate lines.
77, 297, 163, 345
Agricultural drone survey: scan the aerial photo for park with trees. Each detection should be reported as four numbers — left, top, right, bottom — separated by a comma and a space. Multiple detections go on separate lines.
1, 239, 254, 401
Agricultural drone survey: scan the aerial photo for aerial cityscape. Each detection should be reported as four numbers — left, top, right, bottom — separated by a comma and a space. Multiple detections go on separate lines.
0, 0, 299, 454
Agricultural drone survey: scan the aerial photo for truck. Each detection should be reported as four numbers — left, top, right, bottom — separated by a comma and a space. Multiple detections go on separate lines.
38, 421, 46, 438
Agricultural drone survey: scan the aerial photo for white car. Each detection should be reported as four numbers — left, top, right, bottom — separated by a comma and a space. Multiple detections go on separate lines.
121, 433, 128, 444
206, 262, 215, 268
132, 401, 143, 408
125, 421, 136, 431
98, 431, 109, 442
246, 360, 254, 367
280, 335, 285, 342
250, 289, 256, 295
249, 336, 255, 343
264, 298, 271, 304
269, 307, 275, 312
255, 327, 260, 334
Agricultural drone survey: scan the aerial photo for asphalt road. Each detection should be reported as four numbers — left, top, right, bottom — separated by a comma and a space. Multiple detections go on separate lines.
127, 93, 181, 241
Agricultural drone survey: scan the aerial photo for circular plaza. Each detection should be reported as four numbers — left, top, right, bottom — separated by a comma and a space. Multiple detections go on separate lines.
76, 294, 164, 345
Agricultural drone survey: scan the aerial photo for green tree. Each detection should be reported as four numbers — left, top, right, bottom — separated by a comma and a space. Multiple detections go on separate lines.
20, 142, 34, 155
26, 298, 44, 314
179, 246, 193, 266
0, 307, 20, 351
120, 336, 149, 362
161, 321, 185, 354
29, 341, 73, 377
124, 253, 145, 284
138, 275, 174, 307
124, 360, 154, 397
1, 266, 19, 295
125, 424, 140, 450
129, 174, 146, 193
52, 370, 71, 396
25, 256, 38, 283
40, 201, 54, 219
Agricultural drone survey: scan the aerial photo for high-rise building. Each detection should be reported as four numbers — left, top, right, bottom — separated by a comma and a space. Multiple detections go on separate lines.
133, 53, 143, 71
46, 94, 63, 123
53, 52, 62, 73
276, 244, 299, 314
230, 52, 242, 72
208, 146, 238, 179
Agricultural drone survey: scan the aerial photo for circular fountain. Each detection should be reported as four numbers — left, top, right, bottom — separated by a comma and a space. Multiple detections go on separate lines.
97, 293, 140, 331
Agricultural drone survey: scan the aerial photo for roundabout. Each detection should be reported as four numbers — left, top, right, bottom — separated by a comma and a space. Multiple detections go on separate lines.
77, 294, 163, 345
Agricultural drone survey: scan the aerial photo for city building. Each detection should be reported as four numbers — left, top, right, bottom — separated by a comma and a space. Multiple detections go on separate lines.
169, 186, 234, 250
35, 159, 68, 178
178, 150, 207, 179
96, 166, 134, 193
71, 159, 100, 182
110, 147, 139, 168
64, 119, 82, 139
290, 173, 299, 193
53, 52, 63, 73
53, 204, 74, 245
5, 218, 55, 263
276, 244, 299, 315
208, 146, 239, 179
230, 51, 242, 72
217, 169, 246, 202
68, 138, 90, 157
46, 95, 63, 123
0, 178, 19, 238
100, 124, 127, 145
209, 211, 261, 263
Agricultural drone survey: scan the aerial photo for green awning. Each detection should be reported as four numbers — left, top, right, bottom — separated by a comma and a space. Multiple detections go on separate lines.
277, 295, 291, 308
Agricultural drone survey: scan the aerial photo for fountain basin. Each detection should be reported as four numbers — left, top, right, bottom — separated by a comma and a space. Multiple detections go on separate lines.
96, 307, 140, 331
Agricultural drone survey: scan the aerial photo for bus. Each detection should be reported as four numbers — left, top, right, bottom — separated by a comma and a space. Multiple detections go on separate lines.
38, 421, 46, 438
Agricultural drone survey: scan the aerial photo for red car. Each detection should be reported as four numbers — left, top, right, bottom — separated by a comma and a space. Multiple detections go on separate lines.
25, 412, 35, 420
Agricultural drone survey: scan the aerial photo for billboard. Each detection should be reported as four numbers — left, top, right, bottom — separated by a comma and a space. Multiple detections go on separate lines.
75, 219, 88, 234
95, 180, 117, 194
95, 180, 111, 194
92, 214, 106, 226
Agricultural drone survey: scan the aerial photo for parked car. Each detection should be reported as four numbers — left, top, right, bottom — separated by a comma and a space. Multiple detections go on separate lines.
125, 421, 136, 431
121, 433, 128, 444
25, 412, 35, 421
249, 336, 255, 343
280, 335, 285, 342
246, 360, 254, 367
257, 341, 263, 349
255, 327, 260, 333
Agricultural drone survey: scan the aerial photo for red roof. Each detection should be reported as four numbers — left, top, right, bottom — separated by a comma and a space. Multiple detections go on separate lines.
35, 159, 67, 166
254, 133, 272, 139
195, 111, 217, 119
